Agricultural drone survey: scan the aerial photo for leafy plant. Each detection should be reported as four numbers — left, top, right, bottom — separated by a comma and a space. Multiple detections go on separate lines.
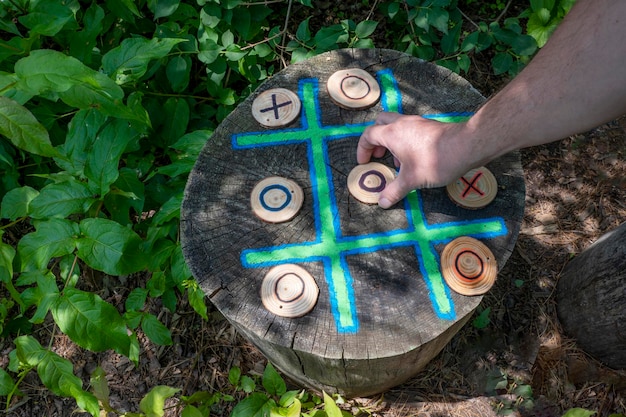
0, 0, 571, 414
229, 363, 353, 417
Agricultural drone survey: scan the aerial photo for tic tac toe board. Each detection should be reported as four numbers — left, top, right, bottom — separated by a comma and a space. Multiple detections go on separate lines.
181, 49, 525, 396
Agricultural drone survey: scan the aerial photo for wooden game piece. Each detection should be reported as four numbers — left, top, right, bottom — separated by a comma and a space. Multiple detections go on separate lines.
347, 162, 395, 204
251, 88, 301, 127
261, 264, 319, 318
441, 236, 497, 296
250, 177, 304, 223
446, 166, 498, 209
326, 68, 381, 109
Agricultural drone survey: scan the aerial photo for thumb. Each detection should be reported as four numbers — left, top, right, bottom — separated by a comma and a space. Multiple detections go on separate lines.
378, 173, 414, 209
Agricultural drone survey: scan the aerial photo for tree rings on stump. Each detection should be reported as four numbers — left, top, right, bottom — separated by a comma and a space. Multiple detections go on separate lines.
261, 264, 319, 318
250, 177, 304, 223
347, 162, 395, 204
252, 88, 301, 127
441, 236, 497, 296
326, 68, 381, 109
446, 167, 498, 209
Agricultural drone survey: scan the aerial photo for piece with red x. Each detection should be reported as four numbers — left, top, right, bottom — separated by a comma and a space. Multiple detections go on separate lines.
446, 166, 498, 209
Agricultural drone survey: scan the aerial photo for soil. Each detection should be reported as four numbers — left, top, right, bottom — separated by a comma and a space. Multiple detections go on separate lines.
3, 4, 626, 417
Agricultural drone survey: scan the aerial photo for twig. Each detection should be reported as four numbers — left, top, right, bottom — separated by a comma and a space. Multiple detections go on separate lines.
279, 0, 294, 69
365, 0, 381, 22
458, 8, 480, 30
495, 0, 513, 24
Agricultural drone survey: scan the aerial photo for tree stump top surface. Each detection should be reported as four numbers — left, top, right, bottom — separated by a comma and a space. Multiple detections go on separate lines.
181, 48, 525, 393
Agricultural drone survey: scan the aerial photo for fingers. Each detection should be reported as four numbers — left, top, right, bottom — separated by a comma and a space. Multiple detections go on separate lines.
378, 170, 414, 209
356, 112, 402, 164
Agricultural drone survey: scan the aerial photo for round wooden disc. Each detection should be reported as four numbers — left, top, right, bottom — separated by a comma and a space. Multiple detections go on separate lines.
250, 177, 304, 223
251, 88, 301, 127
347, 162, 396, 204
446, 167, 498, 209
326, 68, 381, 109
261, 264, 319, 318
441, 236, 497, 296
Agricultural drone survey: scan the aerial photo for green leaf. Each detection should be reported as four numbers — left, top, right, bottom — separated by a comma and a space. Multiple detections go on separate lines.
125, 288, 148, 311
170, 244, 192, 286
52, 288, 132, 355
562, 409, 597, 417
161, 97, 189, 145
141, 313, 173, 346
18, 219, 79, 271
15, 49, 123, 98
314, 25, 347, 51
441, 23, 461, 55
527, 13, 558, 48
166, 55, 191, 92
84, 118, 141, 195
510, 34, 537, 56
354, 20, 378, 38
262, 363, 286, 397
492, 52, 513, 75
228, 367, 241, 386
185, 280, 208, 320
151, 192, 183, 226
148, 0, 180, 19
296, 17, 311, 42
104, 167, 145, 225
14, 336, 99, 416
29, 180, 95, 219
90, 367, 112, 411
0, 239, 15, 284
0, 72, 33, 104
76, 218, 146, 275
139, 385, 181, 417
240, 375, 256, 393
0, 97, 59, 157
472, 307, 491, 329
70, 3, 105, 64
18, 0, 77, 37
0, 185, 38, 221
29, 272, 60, 324
428, 7, 449, 34
55, 109, 108, 177
0, 368, 16, 396
224, 44, 247, 61
231, 393, 273, 417
323, 392, 342, 417
102, 37, 188, 85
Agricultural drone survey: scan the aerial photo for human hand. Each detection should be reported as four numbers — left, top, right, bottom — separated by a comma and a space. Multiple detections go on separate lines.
357, 112, 477, 209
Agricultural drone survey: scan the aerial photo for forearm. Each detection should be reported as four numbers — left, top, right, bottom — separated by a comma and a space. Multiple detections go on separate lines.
465, 0, 626, 164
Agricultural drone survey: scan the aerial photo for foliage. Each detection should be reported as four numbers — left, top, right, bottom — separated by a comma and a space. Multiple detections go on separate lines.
0, 0, 574, 415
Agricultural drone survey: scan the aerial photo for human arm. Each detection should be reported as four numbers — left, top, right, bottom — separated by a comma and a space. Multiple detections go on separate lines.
357, 0, 626, 208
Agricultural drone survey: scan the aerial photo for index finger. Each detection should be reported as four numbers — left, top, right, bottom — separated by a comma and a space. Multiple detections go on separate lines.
357, 124, 388, 164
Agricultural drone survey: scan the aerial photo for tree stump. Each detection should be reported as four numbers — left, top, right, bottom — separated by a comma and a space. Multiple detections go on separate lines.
181, 48, 525, 396
557, 222, 626, 369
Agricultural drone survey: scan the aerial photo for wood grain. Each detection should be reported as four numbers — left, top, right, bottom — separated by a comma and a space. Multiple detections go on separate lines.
181, 48, 525, 396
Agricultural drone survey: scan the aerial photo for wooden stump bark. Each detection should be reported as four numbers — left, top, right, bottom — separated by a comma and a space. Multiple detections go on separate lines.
181, 48, 525, 396
557, 222, 626, 369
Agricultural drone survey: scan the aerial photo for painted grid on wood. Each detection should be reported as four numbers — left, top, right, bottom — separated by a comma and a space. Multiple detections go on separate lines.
232, 69, 507, 333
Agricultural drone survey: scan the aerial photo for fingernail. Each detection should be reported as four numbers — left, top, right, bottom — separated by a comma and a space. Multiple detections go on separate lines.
378, 197, 392, 209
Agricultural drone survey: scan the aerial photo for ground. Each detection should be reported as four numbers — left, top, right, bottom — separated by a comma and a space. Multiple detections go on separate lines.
6, 87, 626, 417
4, 6, 626, 416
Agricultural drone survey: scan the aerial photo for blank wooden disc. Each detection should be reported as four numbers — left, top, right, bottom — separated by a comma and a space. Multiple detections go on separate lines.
252, 88, 301, 127
261, 264, 319, 318
326, 68, 381, 109
250, 177, 304, 223
347, 162, 396, 204
446, 167, 498, 209
441, 236, 497, 296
